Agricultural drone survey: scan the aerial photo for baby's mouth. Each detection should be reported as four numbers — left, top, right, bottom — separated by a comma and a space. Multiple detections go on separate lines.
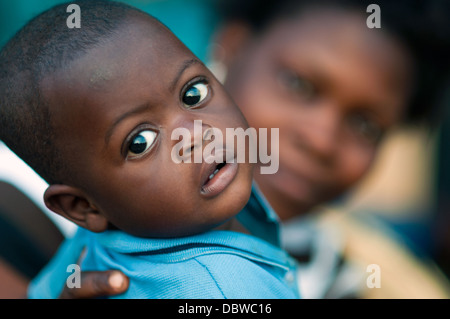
200, 154, 238, 198
205, 162, 226, 183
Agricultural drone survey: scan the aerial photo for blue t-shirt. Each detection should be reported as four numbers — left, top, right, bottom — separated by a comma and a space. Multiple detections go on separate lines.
28, 186, 300, 299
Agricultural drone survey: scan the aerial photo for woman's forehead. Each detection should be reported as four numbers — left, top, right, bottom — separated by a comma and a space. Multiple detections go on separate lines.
258, 9, 412, 93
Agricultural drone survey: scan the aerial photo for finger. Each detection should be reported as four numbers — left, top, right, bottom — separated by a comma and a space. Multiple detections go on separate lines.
59, 270, 129, 299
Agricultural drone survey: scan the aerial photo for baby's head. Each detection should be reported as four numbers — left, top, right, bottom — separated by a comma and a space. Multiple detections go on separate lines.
0, 1, 253, 237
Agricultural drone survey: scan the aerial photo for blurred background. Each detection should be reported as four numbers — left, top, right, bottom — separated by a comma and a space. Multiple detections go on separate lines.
0, 0, 449, 298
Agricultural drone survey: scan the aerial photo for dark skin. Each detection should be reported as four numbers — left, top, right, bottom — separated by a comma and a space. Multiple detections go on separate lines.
217, 9, 412, 220
60, 8, 414, 299
41, 15, 252, 238
34, 14, 251, 298
0, 258, 28, 298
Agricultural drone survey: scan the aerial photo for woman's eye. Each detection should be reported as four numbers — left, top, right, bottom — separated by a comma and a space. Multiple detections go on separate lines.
182, 81, 209, 107
346, 114, 383, 144
277, 69, 316, 100
127, 130, 157, 157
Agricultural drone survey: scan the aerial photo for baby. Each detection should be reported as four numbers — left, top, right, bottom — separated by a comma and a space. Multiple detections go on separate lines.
0, 1, 298, 298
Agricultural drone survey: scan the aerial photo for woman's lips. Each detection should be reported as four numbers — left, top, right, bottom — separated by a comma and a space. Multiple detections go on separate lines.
200, 160, 238, 198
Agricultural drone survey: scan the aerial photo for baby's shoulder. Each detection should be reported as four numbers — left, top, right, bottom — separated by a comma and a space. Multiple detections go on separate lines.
190, 252, 297, 299
88, 230, 299, 298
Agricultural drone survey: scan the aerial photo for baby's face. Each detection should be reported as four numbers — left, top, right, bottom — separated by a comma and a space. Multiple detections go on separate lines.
42, 17, 252, 237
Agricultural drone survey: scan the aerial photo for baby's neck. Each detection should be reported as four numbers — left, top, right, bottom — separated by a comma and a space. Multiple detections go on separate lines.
212, 217, 250, 235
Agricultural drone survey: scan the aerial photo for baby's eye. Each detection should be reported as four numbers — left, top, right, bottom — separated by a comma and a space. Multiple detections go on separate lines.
182, 81, 209, 108
128, 130, 157, 157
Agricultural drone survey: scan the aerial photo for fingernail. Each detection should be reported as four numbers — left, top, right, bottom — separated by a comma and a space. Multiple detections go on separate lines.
108, 272, 124, 289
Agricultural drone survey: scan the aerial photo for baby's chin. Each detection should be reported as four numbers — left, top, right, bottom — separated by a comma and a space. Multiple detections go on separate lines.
113, 202, 249, 239
108, 162, 253, 239
168, 179, 252, 237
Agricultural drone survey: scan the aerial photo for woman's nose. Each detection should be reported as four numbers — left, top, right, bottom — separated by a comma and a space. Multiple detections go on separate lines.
292, 103, 340, 163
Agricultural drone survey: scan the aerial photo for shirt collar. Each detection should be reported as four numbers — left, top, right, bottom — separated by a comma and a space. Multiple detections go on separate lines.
235, 183, 281, 247
84, 227, 293, 271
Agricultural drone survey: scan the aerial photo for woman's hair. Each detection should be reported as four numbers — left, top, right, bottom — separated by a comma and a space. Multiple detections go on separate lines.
219, 0, 450, 124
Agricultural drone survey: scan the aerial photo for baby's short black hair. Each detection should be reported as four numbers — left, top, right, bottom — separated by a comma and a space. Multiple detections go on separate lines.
219, 0, 450, 125
0, 0, 149, 184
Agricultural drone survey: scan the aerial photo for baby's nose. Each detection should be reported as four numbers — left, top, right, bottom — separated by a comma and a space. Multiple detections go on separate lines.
174, 120, 213, 163
202, 127, 214, 141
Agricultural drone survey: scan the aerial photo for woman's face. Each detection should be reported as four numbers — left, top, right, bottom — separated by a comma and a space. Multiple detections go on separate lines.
221, 9, 412, 219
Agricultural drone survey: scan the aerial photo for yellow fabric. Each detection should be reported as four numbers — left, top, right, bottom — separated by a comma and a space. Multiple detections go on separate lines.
319, 210, 450, 299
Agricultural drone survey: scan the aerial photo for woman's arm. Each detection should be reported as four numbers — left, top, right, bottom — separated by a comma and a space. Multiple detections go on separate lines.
0, 258, 28, 298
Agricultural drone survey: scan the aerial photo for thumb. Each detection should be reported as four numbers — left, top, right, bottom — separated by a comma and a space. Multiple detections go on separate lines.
59, 270, 129, 299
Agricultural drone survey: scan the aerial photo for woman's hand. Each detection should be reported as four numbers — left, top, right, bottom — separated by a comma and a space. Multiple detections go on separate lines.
59, 270, 129, 299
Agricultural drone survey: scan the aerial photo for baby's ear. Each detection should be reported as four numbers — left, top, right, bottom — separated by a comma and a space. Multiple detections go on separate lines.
44, 184, 108, 233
